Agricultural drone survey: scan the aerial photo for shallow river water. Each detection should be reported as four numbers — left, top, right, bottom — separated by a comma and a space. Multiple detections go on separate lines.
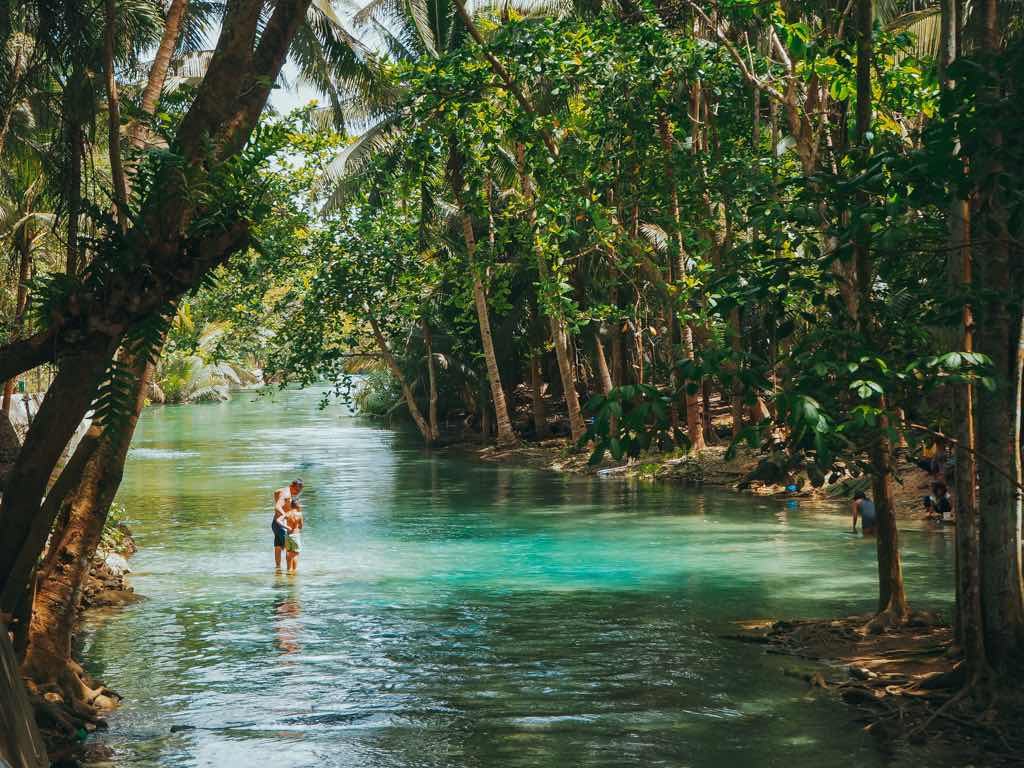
81, 387, 956, 767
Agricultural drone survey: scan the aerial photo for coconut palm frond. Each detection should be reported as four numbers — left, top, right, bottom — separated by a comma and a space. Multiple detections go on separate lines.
639, 223, 669, 254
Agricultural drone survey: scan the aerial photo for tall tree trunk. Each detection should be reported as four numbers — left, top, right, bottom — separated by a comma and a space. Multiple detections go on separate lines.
128, 0, 189, 149
64, 79, 83, 278
974, 0, 1024, 672
941, 0, 988, 682
515, 144, 585, 443
22, 353, 151, 709
104, 0, 128, 227
2, 228, 31, 414
368, 313, 432, 444
447, 144, 516, 446
421, 319, 439, 442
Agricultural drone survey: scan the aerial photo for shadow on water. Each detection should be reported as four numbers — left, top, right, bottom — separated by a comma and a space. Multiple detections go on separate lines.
76, 386, 955, 767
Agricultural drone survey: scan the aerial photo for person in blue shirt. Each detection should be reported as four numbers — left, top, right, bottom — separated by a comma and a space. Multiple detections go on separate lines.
852, 491, 877, 536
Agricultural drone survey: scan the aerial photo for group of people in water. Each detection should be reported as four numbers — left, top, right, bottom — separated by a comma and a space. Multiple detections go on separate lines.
849, 438, 956, 536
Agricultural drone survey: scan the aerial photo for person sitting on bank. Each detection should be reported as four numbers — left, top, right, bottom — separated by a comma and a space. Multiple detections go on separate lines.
924, 481, 954, 523
852, 491, 877, 536
272, 479, 303, 570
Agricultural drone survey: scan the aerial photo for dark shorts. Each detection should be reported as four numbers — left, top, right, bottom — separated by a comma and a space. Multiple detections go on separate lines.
862, 517, 877, 534
272, 519, 287, 548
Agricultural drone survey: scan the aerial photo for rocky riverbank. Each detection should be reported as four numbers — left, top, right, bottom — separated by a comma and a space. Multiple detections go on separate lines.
29, 518, 141, 766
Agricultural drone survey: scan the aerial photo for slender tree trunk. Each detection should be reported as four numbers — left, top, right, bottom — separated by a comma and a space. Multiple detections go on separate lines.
64, 76, 83, 278
128, 0, 189, 149
447, 144, 516, 446
2, 228, 31, 414
515, 144, 585, 443
594, 330, 614, 396
104, 0, 128, 227
367, 313, 432, 444
529, 352, 548, 439
871, 414, 909, 624
421, 319, 439, 442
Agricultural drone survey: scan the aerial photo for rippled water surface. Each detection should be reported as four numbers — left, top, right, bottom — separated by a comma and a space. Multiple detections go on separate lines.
82, 387, 956, 767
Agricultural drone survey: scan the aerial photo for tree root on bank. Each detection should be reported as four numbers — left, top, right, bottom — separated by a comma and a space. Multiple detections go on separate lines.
728, 615, 1024, 765
23, 653, 122, 756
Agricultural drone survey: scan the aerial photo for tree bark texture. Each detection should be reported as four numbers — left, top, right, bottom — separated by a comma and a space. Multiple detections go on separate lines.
23, 355, 151, 695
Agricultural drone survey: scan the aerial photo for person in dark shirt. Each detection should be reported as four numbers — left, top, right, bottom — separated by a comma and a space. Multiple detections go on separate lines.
924, 481, 953, 523
852, 491, 877, 536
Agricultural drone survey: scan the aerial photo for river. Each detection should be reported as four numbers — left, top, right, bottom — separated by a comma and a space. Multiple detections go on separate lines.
79, 386, 956, 767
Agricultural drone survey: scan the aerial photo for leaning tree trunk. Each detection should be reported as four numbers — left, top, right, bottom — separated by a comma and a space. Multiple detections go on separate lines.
128, 0, 189, 149
0, 618, 48, 768
0, 339, 117, 616
1, 227, 31, 414
23, 352, 152, 713
367, 313, 433, 444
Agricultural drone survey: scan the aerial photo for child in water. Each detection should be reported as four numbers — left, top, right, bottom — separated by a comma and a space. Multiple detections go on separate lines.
284, 497, 304, 572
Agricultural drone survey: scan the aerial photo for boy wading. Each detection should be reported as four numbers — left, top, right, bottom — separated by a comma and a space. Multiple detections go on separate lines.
272, 479, 303, 569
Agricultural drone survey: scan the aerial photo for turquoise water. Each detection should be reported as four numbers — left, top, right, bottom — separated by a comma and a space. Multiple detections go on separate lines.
81, 387, 956, 767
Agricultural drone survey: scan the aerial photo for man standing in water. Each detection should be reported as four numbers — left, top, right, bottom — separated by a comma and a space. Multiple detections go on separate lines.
851, 491, 877, 536
272, 479, 303, 569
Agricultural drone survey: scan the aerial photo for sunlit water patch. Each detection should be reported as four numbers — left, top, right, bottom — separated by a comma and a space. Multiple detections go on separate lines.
79, 386, 957, 767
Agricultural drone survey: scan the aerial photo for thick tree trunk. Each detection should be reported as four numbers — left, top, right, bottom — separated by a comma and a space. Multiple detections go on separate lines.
2, 228, 31, 414
421, 319, 439, 442
974, 0, 1024, 672
23, 354, 151, 711
368, 314, 432, 444
940, 0, 988, 682
0, 340, 117, 616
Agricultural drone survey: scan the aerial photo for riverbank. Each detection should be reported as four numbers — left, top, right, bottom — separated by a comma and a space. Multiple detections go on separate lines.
731, 616, 1024, 765
28, 518, 140, 766
472, 438, 944, 527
